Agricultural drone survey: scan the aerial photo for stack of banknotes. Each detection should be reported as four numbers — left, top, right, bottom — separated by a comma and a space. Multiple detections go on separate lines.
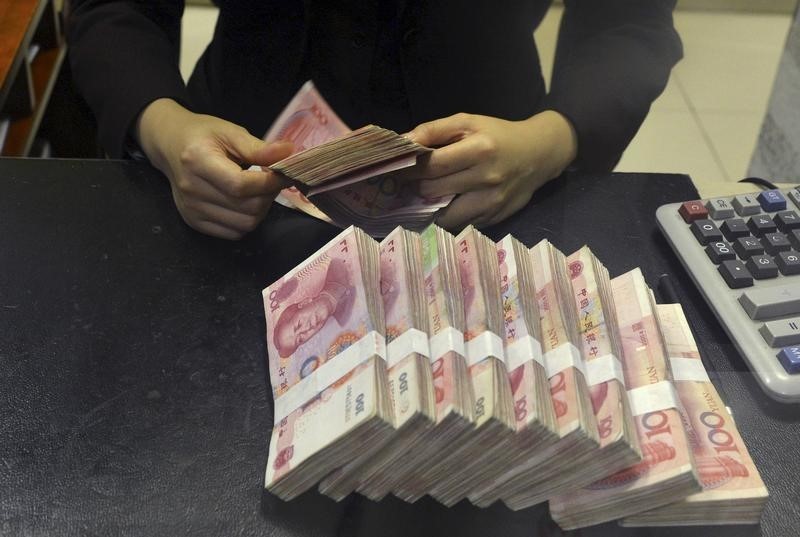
262, 225, 768, 529
263, 226, 394, 500
269, 125, 430, 195
258, 81, 452, 237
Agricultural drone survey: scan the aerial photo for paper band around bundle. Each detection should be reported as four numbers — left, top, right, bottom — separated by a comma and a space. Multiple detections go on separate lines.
669, 357, 711, 383
465, 331, 505, 367
544, 342, 586, 379
387, 328, 430, 367
506, 335, 544, 371
626, 380, 681, 417
586, 354, 626, 388
429, 326, 466, 363
274, 330, 386, 422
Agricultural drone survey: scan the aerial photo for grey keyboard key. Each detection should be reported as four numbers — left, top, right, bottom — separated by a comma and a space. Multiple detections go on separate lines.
748, 215, 777, 236
746, 254, 779, 279
706, 198, 735, 219
790, 229, 800, 249
788, 188, 800, 209
739, 285, 800, 320
718, 259, 753, 288
705, 241, 736, 264
760, 317, 800, 347
777, 250, 800, 275
733, 236, 764, 258
774, 210, 800, 232
720, 218, 749, 240
691, 219, 723, 245
733, 194, 762, 216
762, 232, 792, 255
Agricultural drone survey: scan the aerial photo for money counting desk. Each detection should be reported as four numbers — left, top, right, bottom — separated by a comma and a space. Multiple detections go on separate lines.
1, 158, 798, 537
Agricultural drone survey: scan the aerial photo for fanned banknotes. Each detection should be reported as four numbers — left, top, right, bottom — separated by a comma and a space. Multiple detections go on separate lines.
621, 303, 768, 526
549, 268, 701, 529
318, 228, 436, 500
424, 226, 516, 506
467, 235, 560, 508
553, 248, 642, 488
390, 224, 476, 502
261, 81, 451, 237
261, 227, 767, 529
485, 240, 600, 510
263, 226, 393, 499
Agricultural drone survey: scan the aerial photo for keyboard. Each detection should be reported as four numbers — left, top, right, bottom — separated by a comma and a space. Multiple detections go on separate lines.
656, 187, 800, 403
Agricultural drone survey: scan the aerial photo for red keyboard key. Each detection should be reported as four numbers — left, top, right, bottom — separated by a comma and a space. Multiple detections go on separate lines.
679, 200, 708, 223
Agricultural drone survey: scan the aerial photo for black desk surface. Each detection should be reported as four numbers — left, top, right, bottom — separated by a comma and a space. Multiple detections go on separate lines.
1, 158, 798, 537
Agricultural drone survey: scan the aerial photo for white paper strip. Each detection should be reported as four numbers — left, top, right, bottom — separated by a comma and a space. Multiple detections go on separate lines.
387, 328, 430, 367
506, 335, 544, 371
586, 353, 626, 388
669, 357, 711, 383
465, 331, 505, 367
274, 330, 386, 421
429, 326, 465, 362
627, 380, 681, 417
544, 342, 585, 379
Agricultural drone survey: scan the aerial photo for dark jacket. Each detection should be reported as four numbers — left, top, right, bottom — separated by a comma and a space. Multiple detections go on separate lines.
67, 0, 682, 170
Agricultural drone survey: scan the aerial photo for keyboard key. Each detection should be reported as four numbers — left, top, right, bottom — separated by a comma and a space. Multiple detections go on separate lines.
789, 229, 800, 249
733, 236, 764, 259
788, 188, 800, 209
761, 232, 792, 255
720, 218, 749, 241
774, 210, 800, 232
718, 259, 754, 289
739, 285, 800, 320
746, 254, 778, 279
679, 200, 709, 223
733, 194, 762, 216
706, 198, 735, 219
758, 189, 787, 212
777, 250, 800, 275
705, 241, 736, 264
748, 215, 777, 236
690, 219, 723, 245
759, 317, 800, 347
777, 347, 800, 374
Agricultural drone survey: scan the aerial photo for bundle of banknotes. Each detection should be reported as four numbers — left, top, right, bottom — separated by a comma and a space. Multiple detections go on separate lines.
262, 225, 768, 529
257, 81, 452, 237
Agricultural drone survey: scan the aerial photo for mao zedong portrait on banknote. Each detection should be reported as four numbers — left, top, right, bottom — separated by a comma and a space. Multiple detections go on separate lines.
272, 258, 356, 360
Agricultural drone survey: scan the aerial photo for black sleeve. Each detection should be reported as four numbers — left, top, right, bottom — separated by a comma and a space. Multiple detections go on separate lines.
541, 0, 683, 172
66, 0, 190, 158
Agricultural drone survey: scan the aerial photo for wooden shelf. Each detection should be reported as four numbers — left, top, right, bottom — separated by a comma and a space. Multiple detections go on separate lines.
1, 0, 65, 157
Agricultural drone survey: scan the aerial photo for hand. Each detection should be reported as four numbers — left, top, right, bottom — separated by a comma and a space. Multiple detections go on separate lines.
405, 111, 578, 230
135, 98, 294, 240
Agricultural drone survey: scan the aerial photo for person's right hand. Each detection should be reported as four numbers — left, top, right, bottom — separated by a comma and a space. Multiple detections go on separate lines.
135, 98, 294, 239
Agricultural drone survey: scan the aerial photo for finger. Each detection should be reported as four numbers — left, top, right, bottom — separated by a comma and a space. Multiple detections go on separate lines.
190, 152, 291, 199
434, 189, 497, 231
183, 174, 275, 216
480, 189, 533, 228
392, 134, 490, 184
405, 113, 476, 147
222, 124, 295, 167
188, 199, 269, 234
193, 125, 294, 198
416, 166, 498, 199
190, 220, 245, 241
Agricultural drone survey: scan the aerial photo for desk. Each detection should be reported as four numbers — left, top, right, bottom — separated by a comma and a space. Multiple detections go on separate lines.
1, 158, 798, 537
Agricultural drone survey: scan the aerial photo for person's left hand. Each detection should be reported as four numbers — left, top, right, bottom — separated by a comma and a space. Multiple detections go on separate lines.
403, 111, 578, 230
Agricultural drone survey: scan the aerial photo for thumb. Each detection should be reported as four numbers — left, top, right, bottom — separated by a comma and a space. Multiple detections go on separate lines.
224, 125, 295, 166
406, 113, 474, 148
